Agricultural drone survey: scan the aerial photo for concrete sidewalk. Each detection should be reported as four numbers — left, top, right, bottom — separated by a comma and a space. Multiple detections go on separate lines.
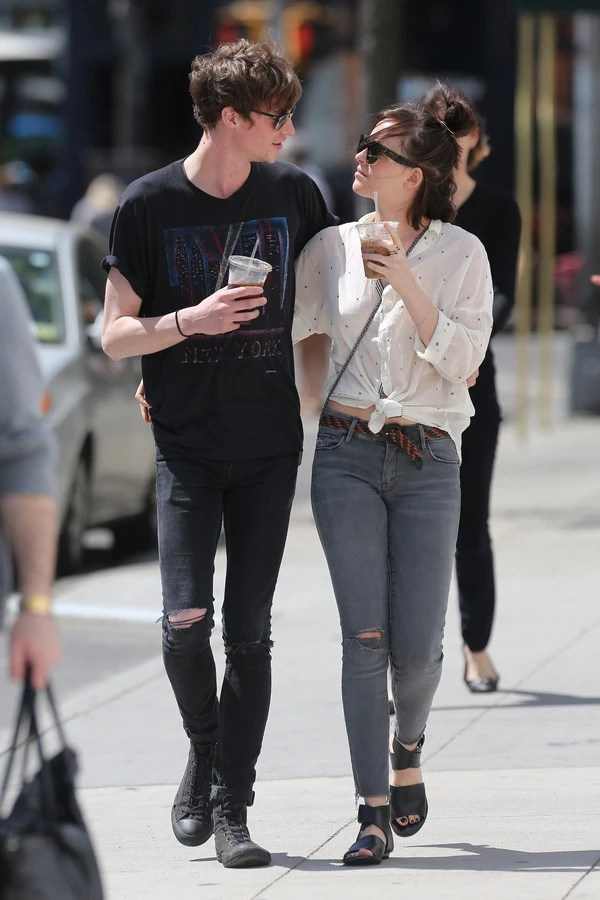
34, 403, 599, 899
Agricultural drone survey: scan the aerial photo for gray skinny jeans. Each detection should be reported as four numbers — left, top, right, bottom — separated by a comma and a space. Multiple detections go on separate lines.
311, 412, 461, 798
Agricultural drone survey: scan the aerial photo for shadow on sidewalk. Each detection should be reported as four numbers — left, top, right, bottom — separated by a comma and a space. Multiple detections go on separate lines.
190, 852, 308, 870
292, 844, 600, 873
434, 687, 600, 711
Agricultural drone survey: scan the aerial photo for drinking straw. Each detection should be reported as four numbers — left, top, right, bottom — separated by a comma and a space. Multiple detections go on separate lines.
250, 236, 260, 259
374, 191, 379, 220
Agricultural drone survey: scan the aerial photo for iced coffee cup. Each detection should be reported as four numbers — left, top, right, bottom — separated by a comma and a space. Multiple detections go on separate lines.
227, 255, 272, 325
356, 221, 399, 279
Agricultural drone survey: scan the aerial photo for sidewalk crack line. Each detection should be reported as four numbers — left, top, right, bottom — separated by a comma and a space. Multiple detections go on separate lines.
561, 852, 600, 899
249, 817, 354, 899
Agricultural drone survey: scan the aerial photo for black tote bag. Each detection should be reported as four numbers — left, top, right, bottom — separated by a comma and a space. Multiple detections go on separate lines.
0, 674, 104, 900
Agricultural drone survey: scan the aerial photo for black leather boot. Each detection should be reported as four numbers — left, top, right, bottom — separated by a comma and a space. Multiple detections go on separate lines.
171, 741, 216, 847
213, 797, 271, 868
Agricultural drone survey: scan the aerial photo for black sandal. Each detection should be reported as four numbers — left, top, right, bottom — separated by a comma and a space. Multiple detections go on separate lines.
342, 804, 394, 866
389, 733, 428, 838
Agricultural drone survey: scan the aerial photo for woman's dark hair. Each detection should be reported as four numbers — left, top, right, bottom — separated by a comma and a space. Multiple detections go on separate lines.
371, 100, 463, 229
189, 38, 302, 128
422, 83, 491, 171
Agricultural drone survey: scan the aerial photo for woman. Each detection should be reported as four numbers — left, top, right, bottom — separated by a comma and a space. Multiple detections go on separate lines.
293, 98, 493, 865
423, 85, 522, 693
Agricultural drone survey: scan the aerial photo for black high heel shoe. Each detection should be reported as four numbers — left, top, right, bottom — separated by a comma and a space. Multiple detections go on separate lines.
389, 733, 428, 838
342, 804, 394, 866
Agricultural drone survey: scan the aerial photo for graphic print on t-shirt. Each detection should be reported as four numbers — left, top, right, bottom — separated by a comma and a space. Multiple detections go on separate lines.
163, 218, 289, 366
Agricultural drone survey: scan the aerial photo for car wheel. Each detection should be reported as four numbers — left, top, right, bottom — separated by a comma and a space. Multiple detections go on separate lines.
58, 456, 91, 574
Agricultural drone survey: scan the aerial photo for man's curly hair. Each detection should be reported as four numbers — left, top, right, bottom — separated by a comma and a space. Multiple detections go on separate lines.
189, 39, 302, 128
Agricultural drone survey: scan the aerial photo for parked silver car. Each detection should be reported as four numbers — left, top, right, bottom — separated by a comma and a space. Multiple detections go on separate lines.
0, 213, 156, 572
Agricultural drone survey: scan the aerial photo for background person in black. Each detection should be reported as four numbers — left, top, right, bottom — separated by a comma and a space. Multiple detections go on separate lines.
101, 39, 335, 870
423, 85, 521, 693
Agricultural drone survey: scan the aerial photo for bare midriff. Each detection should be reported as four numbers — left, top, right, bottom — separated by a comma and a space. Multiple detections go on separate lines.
328, 399, 416, 426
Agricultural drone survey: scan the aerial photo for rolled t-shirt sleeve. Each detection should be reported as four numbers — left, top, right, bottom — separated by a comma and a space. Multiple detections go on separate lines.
102, 192, 149, 301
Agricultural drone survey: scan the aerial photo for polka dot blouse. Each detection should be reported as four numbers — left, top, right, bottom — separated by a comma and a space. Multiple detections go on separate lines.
293, 219, 493, 455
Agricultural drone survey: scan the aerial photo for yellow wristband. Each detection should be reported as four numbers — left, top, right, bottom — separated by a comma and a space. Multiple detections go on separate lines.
19, 594, 52, 615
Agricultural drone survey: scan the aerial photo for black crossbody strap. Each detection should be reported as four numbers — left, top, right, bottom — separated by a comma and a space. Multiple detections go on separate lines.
322, 225, 429, 413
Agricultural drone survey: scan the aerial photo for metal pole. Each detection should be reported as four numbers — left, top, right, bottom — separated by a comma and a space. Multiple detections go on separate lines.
536, 15, 556, 430
109, 0, 148, 156
359, 0, 405, 120
63, 0, 87, 212
514, 14, 536, 442
356, 0, 405, 217
573, 14, 600, 330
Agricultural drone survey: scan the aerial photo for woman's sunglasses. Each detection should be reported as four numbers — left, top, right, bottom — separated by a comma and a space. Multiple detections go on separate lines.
357, 134, 418, 168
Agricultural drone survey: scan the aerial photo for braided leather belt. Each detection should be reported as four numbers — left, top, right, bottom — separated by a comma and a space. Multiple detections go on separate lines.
318, 413, 449, 470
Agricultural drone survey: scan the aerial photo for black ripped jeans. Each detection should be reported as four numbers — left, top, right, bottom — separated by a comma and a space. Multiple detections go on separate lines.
156, 450, 299, 804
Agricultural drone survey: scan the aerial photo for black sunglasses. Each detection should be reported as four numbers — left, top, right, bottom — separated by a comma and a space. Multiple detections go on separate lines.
251, 107, 296, 131
357, 134, 418, 168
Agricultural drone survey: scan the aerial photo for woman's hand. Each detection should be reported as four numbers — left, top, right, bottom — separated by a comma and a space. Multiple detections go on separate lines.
135, 379, 151, 424
466, 368, 479, 388
364, 223, 438, 345
362, 223, 411, 287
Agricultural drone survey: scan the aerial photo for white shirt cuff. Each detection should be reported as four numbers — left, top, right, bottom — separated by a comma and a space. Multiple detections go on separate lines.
414, 312, 455, 365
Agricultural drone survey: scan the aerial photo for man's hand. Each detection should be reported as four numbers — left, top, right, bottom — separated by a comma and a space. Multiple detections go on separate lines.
466, 368, 479, 388
135, 379, 151, 423
10, 613, 61, 690
179, 286, 267, 336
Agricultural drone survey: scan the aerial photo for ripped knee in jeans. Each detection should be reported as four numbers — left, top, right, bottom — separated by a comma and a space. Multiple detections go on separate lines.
168, 608, 208, 629
352, 628, 384, 650
224, 637, 273, 657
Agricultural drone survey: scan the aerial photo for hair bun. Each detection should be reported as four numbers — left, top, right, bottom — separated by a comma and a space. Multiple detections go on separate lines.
442, 95, 472, 134
437, 117, 455, 136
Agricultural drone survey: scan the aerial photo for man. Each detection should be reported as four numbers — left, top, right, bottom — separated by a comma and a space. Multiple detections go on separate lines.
101, 39, 335, 869
0, 257, 60, 690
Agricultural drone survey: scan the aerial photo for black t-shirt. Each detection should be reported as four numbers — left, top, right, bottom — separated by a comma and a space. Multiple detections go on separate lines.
455, 182, 521, 413
103, 159, 335, 460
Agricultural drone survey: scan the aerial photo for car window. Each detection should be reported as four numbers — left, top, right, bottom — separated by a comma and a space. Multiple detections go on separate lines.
0, 245, 64, 343
76, 238, 106, 325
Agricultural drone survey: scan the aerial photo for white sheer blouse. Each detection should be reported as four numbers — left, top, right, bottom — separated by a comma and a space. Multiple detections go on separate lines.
293, 219, 494, 455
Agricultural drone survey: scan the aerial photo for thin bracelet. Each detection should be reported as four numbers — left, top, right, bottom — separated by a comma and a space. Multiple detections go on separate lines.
414, 305, 433, 328
174, 309, 191, 337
